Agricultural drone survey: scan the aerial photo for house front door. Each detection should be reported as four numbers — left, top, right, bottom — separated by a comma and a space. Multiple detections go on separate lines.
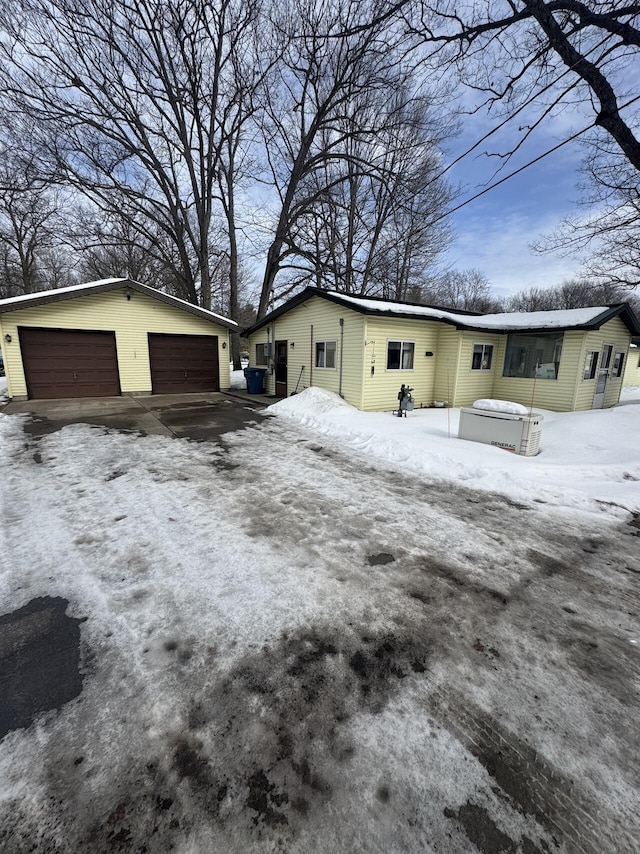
275, 340, 287, 397
592, 343, 613, 409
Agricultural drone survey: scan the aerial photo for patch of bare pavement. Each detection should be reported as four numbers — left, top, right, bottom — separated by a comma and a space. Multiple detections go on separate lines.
6, 392, 267, 442
0, 597, 85, 740
0, 415, 638, 853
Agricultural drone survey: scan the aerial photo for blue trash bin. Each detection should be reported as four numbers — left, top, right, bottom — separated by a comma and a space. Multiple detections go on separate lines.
244, 367, 267, 394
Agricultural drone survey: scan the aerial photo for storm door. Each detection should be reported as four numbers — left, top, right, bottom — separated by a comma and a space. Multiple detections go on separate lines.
275, 340, 288, 397
592, 344, 613, 409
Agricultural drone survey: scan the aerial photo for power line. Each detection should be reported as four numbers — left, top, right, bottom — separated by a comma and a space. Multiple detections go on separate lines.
435, 92, 640, 225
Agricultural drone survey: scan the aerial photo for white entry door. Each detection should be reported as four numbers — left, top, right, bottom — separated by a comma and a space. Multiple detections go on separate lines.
592, 344, 613, 409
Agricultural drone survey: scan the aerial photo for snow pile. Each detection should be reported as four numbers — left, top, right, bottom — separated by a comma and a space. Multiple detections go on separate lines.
0, 376, 7, 403
473, 399, 530, 415
269, 386, 355, 417
269, 392, 640, 517
229, 361, 248, 390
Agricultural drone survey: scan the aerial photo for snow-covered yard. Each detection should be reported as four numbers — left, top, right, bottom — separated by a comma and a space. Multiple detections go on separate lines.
0, 388, 638, 853
269, 386, 640, 519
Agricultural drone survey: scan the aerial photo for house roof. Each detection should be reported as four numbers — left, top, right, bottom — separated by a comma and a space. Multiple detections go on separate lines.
246, 286, 640, 336
0, 278, 239, 330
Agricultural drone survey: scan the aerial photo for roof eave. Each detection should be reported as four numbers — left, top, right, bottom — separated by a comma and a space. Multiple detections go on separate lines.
244, 288, 471, 334
245, 293, 640, 337
0, 278, 238, 330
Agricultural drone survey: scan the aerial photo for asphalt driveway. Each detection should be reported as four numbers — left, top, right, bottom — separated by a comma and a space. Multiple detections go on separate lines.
2, 392, 267, 442
0, 400, 638, 854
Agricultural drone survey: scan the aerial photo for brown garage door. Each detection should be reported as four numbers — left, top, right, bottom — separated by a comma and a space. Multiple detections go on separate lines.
19, 327, 121, 399
148, 333, 219, 394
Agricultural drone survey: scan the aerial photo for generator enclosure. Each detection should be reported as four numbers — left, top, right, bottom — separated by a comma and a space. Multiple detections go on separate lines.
458, 408, 544, 456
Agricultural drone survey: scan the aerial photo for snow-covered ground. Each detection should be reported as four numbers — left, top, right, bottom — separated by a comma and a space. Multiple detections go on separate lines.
229, 360, 249, 390
269, 387, 640, 520
0, 388, 638, 853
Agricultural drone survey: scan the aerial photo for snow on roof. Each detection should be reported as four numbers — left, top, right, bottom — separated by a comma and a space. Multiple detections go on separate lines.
463, 307, 610, 330
327, 291, 610, 331
0, 278, 127, 307
0, 278, 238, 327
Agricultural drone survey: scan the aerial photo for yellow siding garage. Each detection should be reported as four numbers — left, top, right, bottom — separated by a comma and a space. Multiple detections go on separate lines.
0, 280, 235, 400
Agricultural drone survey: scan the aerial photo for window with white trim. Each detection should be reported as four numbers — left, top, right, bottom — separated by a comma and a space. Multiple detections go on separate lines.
613, 351, 625, 378
255, 343, 269, 366
583, 350, 598, 380
471, 343, 494, 371
387, 340, 415, 370
315, 340, 337, 369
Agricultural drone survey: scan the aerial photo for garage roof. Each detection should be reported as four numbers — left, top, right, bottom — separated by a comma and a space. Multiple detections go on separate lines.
0, 278, 239, 330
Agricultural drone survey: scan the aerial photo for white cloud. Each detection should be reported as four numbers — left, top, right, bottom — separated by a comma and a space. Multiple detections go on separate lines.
448, 208, 584, 296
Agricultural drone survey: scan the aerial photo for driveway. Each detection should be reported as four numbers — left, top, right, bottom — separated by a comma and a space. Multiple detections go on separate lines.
0, 406, 638, 854
2, 392, 267, 441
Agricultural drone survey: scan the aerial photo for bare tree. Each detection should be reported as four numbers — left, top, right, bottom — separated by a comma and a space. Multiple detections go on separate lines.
504, 286, 557, 312
0, 0, 261, 313
254, 0, 439, 317
216, 41, 266, 366
506, 278, 640, 311
403, 2, 640, 172
0, 139, 69, 297
288, 93, 454, 298
73, 213, 177, 287
419, 269, 502, 311
534, 150, 640, 288
308, 92, 452, 299
374, 2, 640, 298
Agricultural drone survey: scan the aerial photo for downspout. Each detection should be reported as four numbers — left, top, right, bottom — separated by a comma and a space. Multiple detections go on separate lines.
270, 322, 275, 393
310, 324, 313, 387
338, 317, 345, 398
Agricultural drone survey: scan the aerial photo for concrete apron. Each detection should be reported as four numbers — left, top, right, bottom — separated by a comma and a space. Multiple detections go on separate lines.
2, 392, 268, 442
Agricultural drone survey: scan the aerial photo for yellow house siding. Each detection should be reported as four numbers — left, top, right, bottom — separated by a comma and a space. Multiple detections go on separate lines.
452, 331, 501, 407
573, 317, 631, 409
0, 316, 15, 398
623, 345, 640, 387
361, 317, 440, 411
1, 289, 230, 398
433, 326, 460, 405
248, 301, 635, 413
602, 318, 631, 408
248, 297, 365, 408
490, 331, 582, 412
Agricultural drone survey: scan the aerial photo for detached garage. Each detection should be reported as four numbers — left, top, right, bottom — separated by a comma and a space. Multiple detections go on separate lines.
0, 278, 237, 401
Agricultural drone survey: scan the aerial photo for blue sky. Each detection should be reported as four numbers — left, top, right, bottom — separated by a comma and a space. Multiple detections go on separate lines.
444, 109, 589, 299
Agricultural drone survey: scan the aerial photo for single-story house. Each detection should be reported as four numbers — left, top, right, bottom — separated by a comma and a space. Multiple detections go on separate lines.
0, 278, 237, 400
246, 288, 640, 412
623, 343, 640, 387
